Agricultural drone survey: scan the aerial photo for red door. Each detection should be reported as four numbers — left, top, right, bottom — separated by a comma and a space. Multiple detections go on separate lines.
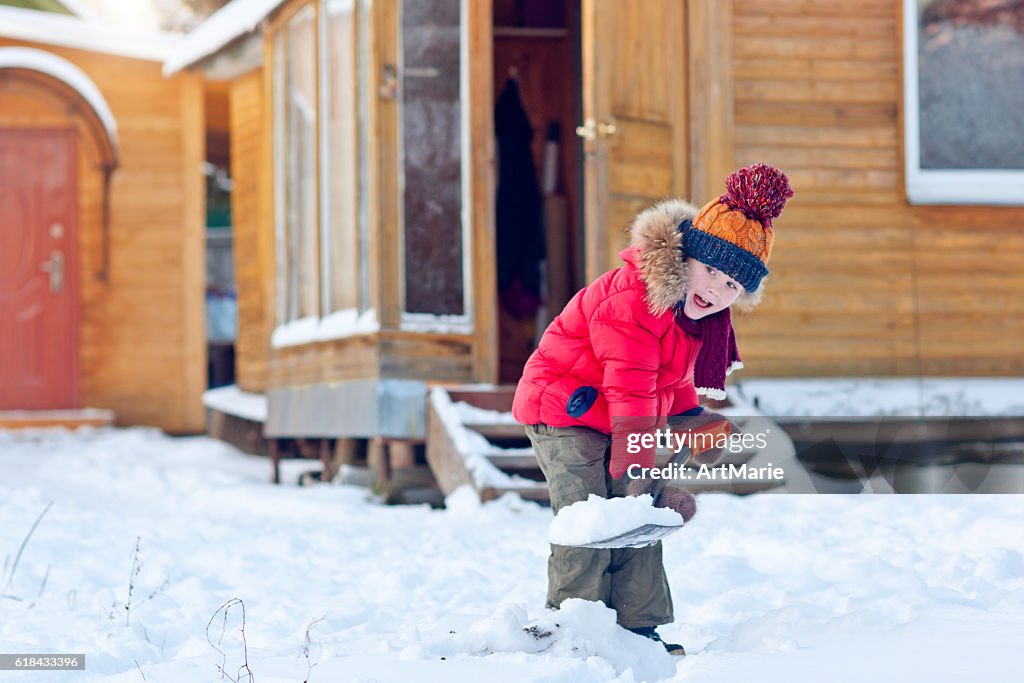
0, 129, 79, 409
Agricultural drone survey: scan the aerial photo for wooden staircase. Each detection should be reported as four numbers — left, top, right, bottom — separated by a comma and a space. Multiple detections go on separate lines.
426, 385, 549, 501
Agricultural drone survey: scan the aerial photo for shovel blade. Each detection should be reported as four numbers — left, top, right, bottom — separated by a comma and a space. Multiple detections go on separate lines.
566, 522, 684, 549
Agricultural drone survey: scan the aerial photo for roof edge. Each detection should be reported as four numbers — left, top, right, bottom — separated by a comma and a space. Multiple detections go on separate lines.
0, 5, 179, 63
163, 0, 287, 77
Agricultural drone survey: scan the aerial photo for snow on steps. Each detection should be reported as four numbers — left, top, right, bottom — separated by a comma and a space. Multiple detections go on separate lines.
426, 385, 549, 502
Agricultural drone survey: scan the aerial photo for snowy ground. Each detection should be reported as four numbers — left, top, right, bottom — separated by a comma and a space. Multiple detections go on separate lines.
1, 427, 1023, 682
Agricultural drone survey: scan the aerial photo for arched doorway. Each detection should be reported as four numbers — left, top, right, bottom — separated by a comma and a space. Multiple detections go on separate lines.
0, 47, 119, 409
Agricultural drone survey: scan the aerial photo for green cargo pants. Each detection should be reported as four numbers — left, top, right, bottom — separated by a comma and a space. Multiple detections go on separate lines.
525, 423, 673, 629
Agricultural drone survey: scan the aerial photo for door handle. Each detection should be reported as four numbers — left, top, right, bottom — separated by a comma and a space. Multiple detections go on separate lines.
40, 250, 64, 293
575, 118, 596, 141
575, 118, 618, 141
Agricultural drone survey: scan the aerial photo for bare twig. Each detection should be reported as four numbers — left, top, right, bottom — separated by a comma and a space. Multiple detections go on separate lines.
206, 598, 254, 683
135, 659, 146, 681
302, 616, 326, 683
0, 501, 53, 600
143, 578, 170, 604
125, 537, 142, 626
37, 565, 51, 598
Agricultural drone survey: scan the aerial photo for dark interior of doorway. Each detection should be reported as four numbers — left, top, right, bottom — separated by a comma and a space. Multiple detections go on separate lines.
493, 0, 583, 384
204, 82, 236, 389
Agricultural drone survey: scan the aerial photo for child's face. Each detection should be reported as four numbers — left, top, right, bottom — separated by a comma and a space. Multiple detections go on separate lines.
681, 257, 744, 319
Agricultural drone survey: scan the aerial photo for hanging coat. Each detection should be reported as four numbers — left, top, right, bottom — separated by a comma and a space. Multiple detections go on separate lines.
495, 78, 545, 316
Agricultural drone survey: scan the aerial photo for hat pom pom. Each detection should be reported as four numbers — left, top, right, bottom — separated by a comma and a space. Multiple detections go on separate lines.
721, 162, 794, 227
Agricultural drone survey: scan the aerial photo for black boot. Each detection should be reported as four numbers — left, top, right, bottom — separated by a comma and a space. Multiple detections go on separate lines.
627, 626, 686, 656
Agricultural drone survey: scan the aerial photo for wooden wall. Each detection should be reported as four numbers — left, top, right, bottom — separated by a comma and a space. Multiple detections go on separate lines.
0, 38, 206, 431
228, 68, 273, 394
727, 0, 1024, 377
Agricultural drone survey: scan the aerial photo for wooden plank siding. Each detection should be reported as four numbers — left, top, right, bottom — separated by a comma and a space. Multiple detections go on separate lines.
228, 68, 272, 394
688, 0, 733, 207
0, 39, 206, 431
728, 0, 1024, 377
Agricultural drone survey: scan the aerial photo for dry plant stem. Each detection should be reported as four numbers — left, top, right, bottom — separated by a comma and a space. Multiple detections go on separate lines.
206, 598, 255, 683
303, 616, 326, 683
125, 536, 141, 626
1, 500, 53, 601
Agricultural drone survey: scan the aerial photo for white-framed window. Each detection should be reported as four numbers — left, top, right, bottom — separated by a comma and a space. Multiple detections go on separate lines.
903, 0, 1024, 205
397, 0, 472, 333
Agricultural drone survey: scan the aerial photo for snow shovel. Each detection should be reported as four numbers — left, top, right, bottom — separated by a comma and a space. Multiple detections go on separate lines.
572, 445, 695, 550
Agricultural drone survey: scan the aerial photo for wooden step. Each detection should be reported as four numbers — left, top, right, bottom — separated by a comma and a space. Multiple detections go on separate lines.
466, 423, 529, 440
481, 447, 539, 471
0, 409, 115, 430
446, 385, 516, 412
427, 386, 546, 500
479, 482, 551, 502
206, 405, 268, 456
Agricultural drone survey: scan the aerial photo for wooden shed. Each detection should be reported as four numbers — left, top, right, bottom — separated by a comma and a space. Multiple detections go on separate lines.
0, 5, 208, 432
168, 0, 1024, 451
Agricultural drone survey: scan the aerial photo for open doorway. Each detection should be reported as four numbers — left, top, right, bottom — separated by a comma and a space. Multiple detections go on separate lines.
493, 0, 583, 383
203, 81, 237, 389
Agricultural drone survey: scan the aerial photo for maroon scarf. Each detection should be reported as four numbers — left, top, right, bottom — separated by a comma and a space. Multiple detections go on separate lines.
675, 306, 742, 400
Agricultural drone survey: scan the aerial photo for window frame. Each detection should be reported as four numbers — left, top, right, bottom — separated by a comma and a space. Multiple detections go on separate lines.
396, 0, 474, 333
902, 0, 1024, 205
272, 0, 321, 327
318, 0, 369, 317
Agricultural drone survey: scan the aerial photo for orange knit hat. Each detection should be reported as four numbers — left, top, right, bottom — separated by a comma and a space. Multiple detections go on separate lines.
681, 163, 793, 292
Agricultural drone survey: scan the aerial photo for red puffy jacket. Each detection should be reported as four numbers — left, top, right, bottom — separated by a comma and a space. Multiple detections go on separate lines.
513, 199, 704, 477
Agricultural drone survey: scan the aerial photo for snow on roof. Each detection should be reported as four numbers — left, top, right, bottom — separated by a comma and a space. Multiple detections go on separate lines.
0, 5, 178, 62
0, 46, 119, 153
53, 0, 99, 21
163, 0, 287, 77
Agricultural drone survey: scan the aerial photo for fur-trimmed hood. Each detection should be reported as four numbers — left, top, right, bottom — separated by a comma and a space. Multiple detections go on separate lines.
627, 198, 764, 316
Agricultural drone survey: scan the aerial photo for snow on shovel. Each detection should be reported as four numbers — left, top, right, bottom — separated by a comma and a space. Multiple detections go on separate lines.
549, 446, 694, 550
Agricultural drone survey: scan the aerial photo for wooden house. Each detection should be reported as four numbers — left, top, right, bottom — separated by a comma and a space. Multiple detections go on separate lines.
0, 5, 208, 432
166, 0, 1024, 479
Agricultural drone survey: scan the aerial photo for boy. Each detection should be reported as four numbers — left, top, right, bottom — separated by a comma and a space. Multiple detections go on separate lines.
512, 163, 793, 655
